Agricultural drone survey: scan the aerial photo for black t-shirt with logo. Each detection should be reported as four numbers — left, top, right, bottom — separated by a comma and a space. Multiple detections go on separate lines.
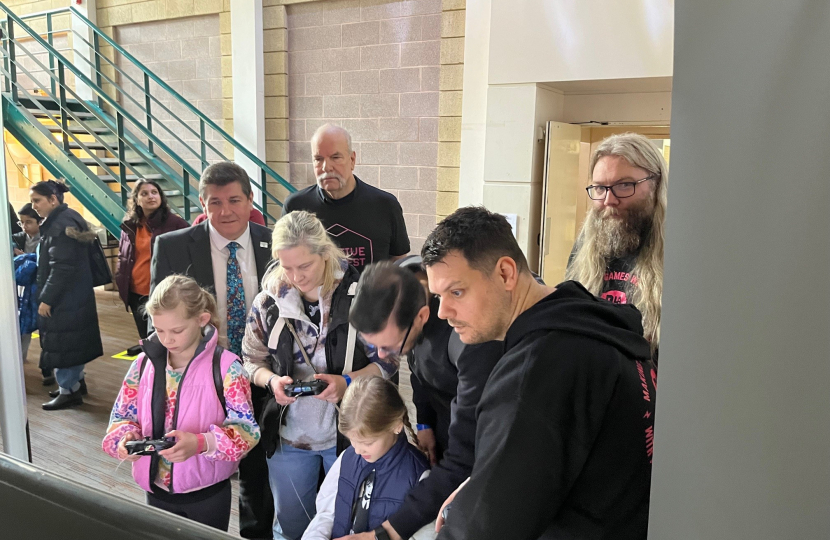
283, 176, 410, 273
600, 254, 639, 304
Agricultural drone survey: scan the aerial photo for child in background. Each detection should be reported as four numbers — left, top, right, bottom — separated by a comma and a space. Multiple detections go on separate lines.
13, 203, 46, 379
13, 202, 42, 256
102, 274, 260, 531
303, 377, 430, 540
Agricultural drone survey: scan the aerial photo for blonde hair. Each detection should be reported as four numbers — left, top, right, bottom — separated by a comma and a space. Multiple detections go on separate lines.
566, 133, 667, 352
262, 210, 348, 296
339, 377, 417, 447
146, 274, 221, 341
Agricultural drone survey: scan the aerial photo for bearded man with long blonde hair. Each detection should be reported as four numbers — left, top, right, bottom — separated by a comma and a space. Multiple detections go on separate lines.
566, 133, 667, 358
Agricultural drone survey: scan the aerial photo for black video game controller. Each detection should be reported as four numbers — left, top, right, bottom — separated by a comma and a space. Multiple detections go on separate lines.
284, 380, 328, 397
125, 436, 176, 456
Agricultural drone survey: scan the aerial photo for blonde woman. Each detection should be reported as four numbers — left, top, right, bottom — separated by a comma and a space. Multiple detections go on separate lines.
243, 210, 395, 540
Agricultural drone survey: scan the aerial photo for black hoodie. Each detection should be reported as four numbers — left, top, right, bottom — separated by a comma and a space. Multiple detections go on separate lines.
438, 280, 656, 540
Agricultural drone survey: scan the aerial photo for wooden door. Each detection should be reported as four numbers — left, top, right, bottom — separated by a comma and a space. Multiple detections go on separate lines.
539, 121, 582, 285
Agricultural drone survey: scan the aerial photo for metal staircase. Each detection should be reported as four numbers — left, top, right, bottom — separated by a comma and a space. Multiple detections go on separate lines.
0, 5, 295, 236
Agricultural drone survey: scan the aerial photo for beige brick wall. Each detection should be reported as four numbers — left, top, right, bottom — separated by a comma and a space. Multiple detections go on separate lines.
115, 15, 226, 171
437, 0, 463, 220
283, 0, 443, 252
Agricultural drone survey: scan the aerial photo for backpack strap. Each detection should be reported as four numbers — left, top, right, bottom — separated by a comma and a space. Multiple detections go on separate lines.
212, 345, 228, 416
343, 282, 358, 375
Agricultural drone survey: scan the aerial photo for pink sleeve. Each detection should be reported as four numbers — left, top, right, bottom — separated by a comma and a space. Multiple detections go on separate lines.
102, 358, 143, 458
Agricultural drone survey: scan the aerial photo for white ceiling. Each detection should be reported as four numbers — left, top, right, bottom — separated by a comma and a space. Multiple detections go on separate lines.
540, 76, 673, 95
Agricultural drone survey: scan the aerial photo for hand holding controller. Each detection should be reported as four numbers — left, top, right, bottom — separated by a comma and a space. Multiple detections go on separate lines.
284, 380, 328, 397
125, 436, 176, 456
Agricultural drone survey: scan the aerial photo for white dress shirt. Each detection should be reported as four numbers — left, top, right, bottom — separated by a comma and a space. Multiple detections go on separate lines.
208, 222, 259, 340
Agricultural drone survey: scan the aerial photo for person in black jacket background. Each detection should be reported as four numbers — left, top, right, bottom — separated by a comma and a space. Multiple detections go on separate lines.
349, 260, 503, 540
30, 180, 103, 411
423, 207, 656, 540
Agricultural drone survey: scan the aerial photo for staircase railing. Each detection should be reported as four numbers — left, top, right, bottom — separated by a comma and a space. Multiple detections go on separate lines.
1, 5, 295, 223
0, 6, 200, 229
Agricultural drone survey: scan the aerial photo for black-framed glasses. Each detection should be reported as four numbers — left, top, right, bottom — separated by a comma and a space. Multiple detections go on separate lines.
586, 176, 653, 200
359, 319, 414, 360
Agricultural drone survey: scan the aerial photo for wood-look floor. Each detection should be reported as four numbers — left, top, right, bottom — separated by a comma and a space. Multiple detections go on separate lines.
2, 288, 415, 538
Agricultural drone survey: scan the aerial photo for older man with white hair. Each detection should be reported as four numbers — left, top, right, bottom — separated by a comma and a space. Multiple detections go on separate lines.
283, 124, 410, 273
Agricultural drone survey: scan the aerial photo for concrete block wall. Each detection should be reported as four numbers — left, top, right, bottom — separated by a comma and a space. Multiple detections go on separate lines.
115, 14, 225, 171
282, 0, 444, 252
96, 1, 234, 163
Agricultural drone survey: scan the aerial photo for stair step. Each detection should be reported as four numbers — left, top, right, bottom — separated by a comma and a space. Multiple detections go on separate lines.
81, 157, 144, 167
98, 174, 165, 183
69, 141, 117, 151
45, 124, 109, 134
30, 110, 96, 120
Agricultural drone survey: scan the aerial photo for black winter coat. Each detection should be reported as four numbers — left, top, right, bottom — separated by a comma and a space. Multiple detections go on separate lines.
37, 204, 103, 369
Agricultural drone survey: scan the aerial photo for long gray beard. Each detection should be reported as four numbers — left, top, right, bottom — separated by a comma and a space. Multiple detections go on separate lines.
591, 205, 653, 259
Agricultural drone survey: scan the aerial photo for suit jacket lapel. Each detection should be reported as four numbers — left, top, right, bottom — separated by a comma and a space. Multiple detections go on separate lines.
188, 222, 215, 293
250, 223, 272, 288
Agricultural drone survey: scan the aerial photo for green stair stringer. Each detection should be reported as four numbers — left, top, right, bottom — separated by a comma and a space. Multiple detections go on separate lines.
3, 94, 125, 235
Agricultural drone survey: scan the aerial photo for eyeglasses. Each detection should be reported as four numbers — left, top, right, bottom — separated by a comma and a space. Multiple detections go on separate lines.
586, 176, 653, 200
359, 320, 414, 360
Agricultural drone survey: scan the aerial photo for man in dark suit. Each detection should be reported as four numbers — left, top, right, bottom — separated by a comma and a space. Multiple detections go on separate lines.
151, 161, 274, 540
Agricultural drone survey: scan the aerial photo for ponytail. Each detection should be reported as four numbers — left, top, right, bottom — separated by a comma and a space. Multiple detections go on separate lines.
31, 179, 70, 204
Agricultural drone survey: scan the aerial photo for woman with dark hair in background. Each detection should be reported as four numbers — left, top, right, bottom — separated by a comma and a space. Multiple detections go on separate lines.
116, 179, 189, 354
30, 180, 103, 411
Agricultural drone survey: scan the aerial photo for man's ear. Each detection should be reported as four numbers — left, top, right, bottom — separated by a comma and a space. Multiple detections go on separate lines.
495, 256, 520, 291
199, 195, 206, 211
417, 303, 430, 325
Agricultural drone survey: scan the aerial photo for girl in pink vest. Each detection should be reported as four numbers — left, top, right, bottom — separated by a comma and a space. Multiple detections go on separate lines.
102, 275, 260, 531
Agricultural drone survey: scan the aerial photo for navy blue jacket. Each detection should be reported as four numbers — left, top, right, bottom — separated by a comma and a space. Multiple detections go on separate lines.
331, 434, 429, 537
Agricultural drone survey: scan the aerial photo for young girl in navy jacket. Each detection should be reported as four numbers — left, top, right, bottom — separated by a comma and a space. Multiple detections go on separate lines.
102, 275, 260, 531
302, 376, 430, 540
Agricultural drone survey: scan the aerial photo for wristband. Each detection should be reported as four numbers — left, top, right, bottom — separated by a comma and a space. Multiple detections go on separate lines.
265, 374, 279, 394
373, 526, 391, 540
416, 424, 432, 431
343, 373, 352, 387
196, 433, 206, 454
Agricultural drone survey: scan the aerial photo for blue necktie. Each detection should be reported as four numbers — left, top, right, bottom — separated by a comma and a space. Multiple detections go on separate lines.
226, 241, 246, 356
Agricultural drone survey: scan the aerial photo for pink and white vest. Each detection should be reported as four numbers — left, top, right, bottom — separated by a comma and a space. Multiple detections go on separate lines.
132, 328, 240, 494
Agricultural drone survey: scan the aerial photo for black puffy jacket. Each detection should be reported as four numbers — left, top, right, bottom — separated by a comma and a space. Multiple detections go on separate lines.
37, 204, 103, 369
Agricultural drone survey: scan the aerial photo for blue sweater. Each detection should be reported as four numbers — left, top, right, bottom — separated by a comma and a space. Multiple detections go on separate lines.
14, 253, 38, 335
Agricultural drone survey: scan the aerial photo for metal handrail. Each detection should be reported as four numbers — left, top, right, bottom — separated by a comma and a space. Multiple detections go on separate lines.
0, 9, 202, 218
69, 27, 238, 168
67, 7, 296, 204
0, 38, 192, 216
2, 5, 296, 222
66, 44, 208, 164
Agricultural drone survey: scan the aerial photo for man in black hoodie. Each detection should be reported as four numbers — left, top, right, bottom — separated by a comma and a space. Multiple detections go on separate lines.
349, 259, 503, 540
424, 206, 656, 540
